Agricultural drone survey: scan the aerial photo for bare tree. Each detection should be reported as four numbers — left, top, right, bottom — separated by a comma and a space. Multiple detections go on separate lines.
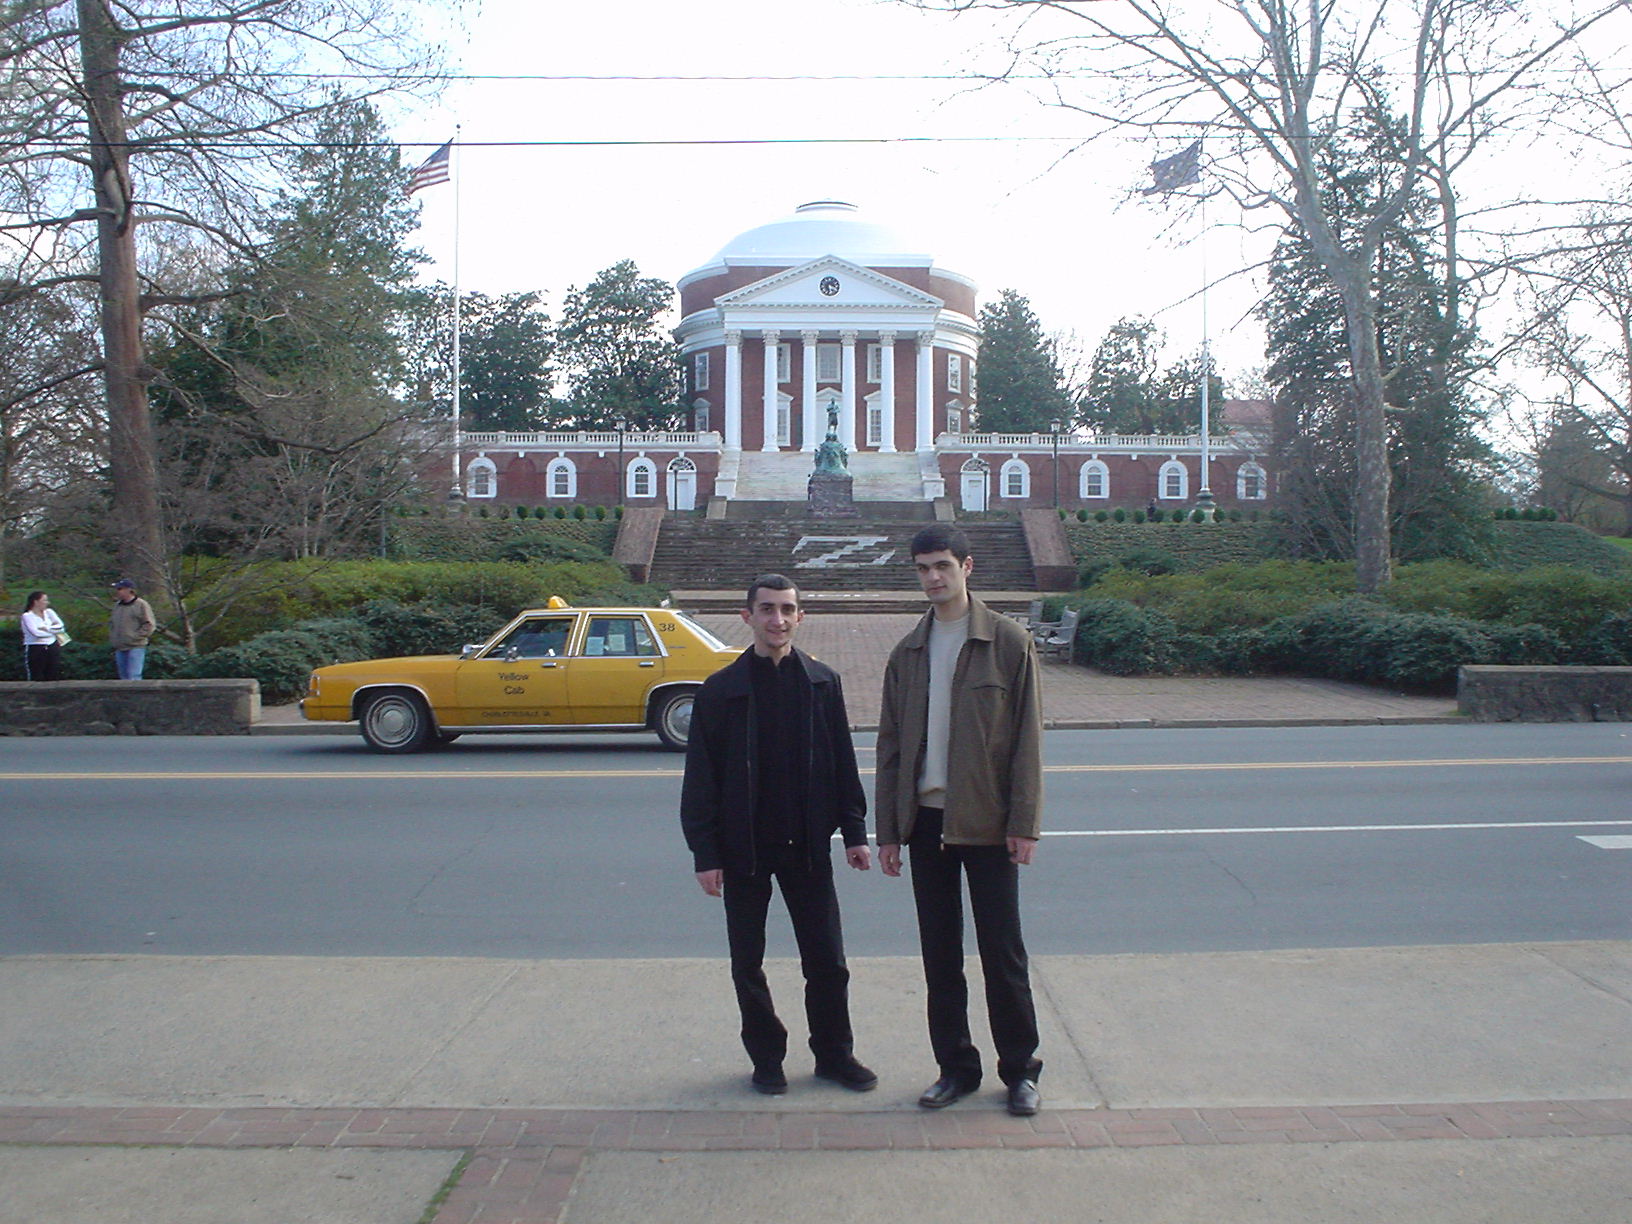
907, 0, 1631, 590
1519, 216, 1632, 534
0, 281, 105, 584
0, 0, 449, 595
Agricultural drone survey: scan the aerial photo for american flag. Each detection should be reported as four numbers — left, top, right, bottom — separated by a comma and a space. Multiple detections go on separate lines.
1142, 141, 1202, 195
407, 140, 452, 197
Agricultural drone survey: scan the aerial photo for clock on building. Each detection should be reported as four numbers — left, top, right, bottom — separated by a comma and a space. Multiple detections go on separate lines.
819, 275, 840, 296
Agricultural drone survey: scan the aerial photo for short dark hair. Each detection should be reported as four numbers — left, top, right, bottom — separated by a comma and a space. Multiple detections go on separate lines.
745, 572, 799, 610
23, 590, 46, 615
909, 523, 970, 562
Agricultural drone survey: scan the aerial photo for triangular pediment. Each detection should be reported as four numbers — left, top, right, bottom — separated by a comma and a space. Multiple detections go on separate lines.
716, 257, 942, 309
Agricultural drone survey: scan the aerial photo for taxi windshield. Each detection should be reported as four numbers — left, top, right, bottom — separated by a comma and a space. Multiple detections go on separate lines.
675, 611, 729, 651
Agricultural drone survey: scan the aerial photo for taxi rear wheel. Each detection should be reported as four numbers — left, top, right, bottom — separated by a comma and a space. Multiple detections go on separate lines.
360, 691, 432, 753
653, 689, 695, 752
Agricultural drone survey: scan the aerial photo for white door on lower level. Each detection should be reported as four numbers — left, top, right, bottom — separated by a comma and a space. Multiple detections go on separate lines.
960, 468, 988, 512
668, 462, 697, 511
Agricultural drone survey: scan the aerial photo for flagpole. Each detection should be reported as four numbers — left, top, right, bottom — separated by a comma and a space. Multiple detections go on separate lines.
450, 125, 463, 498
1195, 158, 1215, 517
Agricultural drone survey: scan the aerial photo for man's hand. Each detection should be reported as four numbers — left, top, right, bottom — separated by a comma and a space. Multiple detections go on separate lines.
845, 844, 872, 871
695, 869, 723, 897
1007, 836, 1038, 866
879, 844, 902, 877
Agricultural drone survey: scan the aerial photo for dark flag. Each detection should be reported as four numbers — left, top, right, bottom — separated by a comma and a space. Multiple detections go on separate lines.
1142, 141, 1202, 195
407, 140, 452, 197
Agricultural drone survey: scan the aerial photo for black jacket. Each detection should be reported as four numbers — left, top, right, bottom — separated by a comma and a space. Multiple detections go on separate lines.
681, 647, 867, 875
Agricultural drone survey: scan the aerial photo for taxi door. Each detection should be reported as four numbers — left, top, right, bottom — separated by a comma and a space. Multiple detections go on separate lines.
453, 613, 577, 726
566, 614, 665, 724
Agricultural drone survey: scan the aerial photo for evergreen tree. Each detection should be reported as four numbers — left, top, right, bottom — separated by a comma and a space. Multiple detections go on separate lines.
399, 287, 556, 432
1082, 316, 1160, 433
1261, 118, 1492, 563
555, 260, 682, 430
975, 288, 1073, 433
149, 99, 432, 606
1082, 316, 1224, 436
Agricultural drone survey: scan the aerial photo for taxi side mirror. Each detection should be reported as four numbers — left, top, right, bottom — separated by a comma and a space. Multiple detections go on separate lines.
460, 643, 481, 659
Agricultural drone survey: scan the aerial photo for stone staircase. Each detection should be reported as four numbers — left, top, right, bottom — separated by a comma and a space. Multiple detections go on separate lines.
732, 450, 927, 501
652, 519, 1040, 612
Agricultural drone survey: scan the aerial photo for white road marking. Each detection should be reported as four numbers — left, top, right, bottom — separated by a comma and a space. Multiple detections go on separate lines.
1578, 835, 1632, 849
1044, 819, 1632, 838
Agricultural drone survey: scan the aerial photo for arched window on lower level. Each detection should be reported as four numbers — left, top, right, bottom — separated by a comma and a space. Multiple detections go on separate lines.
1079, 459, 1109, 500
547, 456, 577, 500
466, 457, 496, 499
1237, 461, 1267, 500
1159, 459, 1189, 500
1000, 458, 1031, 499
627, 457, 656, 499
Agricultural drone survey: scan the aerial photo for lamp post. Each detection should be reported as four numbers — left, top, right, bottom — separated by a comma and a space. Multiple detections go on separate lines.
614, 416, 628, 504
1049, 417, 1063, 509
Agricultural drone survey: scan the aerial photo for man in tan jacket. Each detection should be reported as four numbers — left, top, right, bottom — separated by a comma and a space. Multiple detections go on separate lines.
109, 579, 156, 679
876, 523, 1044, 1117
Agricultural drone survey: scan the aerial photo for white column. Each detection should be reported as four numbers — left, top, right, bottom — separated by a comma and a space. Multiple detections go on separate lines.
840, 330, 858, 450
915, 330, 935, 451
878, 330, 897, 453
800, 329, 820, 451
723, 331, 743, 450
761, 330, 781, 452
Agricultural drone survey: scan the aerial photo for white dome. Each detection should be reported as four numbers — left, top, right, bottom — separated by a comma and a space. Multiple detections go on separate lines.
706, 200, 930, 265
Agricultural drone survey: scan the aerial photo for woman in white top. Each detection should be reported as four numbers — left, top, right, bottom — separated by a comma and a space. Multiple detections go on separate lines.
21, 590, 67, 681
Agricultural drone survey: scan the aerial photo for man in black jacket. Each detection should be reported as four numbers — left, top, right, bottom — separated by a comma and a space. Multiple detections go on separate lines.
681, 573, 876, 1096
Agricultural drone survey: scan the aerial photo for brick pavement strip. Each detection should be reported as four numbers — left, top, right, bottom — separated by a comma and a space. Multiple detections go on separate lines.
3, 1101, 1630, 1224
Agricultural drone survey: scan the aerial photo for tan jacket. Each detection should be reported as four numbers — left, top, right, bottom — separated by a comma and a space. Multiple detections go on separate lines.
875, 595, 1043, 847
109, 596, 155, 649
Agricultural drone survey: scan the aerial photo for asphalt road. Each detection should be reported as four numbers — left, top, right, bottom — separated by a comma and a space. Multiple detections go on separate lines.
1, 723, 1628, 958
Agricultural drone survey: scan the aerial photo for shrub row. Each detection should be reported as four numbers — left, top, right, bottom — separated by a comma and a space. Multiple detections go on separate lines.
182, 556, 649, 651
1064, 506, 1269, 524
1062, 518, 1631, 579
173, 601, 511, 703
384, 517, 620, 563
1066, 597, 1632, 691
1064, 521, 1283, 577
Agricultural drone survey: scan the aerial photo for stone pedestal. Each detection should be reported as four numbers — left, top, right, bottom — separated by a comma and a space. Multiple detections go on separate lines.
807, 471, 857, 517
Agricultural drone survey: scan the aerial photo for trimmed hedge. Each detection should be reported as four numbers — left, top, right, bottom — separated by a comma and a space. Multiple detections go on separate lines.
1061, 518, 1631, 577
184, 557, 658, 651
1468, 521, 1629, 576
1063, 595, 1581, 692
1064, 521, 1282, 573
385, 515, 619, 562
173, 601, 515, 703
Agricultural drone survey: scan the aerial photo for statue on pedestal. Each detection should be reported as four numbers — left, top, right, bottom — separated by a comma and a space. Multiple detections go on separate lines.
807, 400, 856, 516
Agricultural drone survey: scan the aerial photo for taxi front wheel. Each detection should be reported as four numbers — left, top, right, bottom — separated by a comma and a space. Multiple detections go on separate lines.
360, 691, 432, 753
653, 689, 695, 751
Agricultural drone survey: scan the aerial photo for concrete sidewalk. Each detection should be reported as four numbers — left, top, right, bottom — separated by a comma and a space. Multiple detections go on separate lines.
3, 944, 1629, 1223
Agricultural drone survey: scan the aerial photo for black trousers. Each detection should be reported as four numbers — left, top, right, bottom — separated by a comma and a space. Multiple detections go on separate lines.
908, 807, 1042, 1088
722, 845, 853, 1071
24, 643, 61, 681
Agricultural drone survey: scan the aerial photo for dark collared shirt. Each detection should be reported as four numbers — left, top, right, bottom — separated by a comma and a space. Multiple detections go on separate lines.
749, 649, 806, 851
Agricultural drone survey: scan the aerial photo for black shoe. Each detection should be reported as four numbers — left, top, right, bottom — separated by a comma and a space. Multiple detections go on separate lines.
1006, 1079, 1041, 1116
751, 1067, 788, 1095
814, 1057, 878, 1092
917, 1075, 978, 1109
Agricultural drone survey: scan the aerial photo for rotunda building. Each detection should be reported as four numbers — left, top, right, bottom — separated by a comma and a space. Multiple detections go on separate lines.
675, 200, 978, 465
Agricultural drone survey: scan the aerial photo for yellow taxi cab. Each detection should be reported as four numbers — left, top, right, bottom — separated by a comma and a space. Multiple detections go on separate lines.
300, 598, 739, 753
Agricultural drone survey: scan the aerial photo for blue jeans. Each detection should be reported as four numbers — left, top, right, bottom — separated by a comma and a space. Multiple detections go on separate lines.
115, 647, 146, 680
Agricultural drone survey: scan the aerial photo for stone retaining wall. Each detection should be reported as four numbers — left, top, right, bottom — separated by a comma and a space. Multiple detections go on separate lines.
0, 680, 261, 736
1457, 665, 1632, 722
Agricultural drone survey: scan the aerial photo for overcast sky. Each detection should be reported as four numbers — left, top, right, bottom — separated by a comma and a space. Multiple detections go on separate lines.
393, 0, 1282, 389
